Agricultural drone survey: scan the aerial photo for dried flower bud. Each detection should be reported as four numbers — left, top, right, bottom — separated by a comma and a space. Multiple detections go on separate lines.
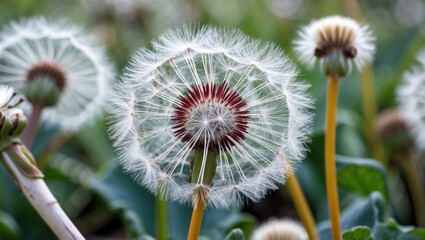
0, 85, 27, 150
375, 108, 412, 151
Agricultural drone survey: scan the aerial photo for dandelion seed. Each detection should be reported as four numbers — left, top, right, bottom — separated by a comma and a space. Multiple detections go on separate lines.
294, 15, 375, 77
109, 25, 313, 208
0, 17, 113, 132
251, 218, 308, 240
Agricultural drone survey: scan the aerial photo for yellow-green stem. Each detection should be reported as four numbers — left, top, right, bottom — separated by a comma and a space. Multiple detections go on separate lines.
187, 149, 217, 240
403, 152, 425, 227
286, 170, 318, 240
155, 197, 168, 240
325, 75, 341, 240
188, 199, 205, 240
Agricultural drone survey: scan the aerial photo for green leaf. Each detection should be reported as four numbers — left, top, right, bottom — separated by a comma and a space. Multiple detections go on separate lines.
0, 211, 20, 240
343, 227, 374, 240
90, 162, 150, 238
224, 228, 245, 240
337, 155, 388, 200
90, 163, 248, 240
317, 192, 385, 240
373, 219, 425, 240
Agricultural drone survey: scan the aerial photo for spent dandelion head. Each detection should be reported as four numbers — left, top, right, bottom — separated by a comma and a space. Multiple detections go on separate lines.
0, 17, 114, 132
109, 25, 313, 208
251, 219, 308, 240
397, 49, 425, 150
294, 15, 375, 77
375, 108, 412, 152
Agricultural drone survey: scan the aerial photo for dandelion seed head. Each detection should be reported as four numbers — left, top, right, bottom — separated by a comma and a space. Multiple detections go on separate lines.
294, 15, 375, 72
109, 25, 313, 208
0, 17, 114, 132
251, 219, 308, 240
397, 49, 425, 150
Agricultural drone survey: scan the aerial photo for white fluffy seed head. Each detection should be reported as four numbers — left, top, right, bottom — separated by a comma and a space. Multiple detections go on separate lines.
251, 219, 308, 240
109, 25, 313, 208
0, 17, 114, 132
0, 85, 14, 108
397, 49, 425, 150
293, 15, 375, 71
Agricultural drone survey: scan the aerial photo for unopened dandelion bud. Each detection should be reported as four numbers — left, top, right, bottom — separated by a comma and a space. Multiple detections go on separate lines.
1, 108, 27, 138
294, 16, 375, 77
251, 219, 308, 240
0, 85, 27, 150
5, 141, 43, 178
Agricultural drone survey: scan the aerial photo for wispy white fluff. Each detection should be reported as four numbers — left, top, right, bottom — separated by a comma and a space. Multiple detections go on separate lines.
397, 49, 425, 149
293, 15, 375, 71
0, 85, 14, 108
251, 219, 308, 240
109, 25, 313, 208
0, 17, 114, 132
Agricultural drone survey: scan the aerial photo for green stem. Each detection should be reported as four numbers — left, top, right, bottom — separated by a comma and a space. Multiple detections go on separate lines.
187, 149, 217, 240
155, 197, 168, 240
21, 102, 44, 149
191, 149, 217, 185
402, 151, 425, 227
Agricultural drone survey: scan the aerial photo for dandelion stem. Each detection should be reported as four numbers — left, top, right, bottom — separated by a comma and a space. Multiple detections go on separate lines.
325, 75, 341, 240
402, 151, 425, 227
21, 102, 44, 149
286, 170, 318, 240
187, 149, 217, 240
156, 197, 168, 240
0, 148, 84, 239
188, 199, 205, 240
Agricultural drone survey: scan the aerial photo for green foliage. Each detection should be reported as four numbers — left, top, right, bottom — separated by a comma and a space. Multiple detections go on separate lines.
0, 211, 20, 240
317, 192, 385, 240
343, 227, 374, 240
224, 228, 245, 240
0, 0, 424, 239
337, 155, 388, 200
91, 163, 257, 239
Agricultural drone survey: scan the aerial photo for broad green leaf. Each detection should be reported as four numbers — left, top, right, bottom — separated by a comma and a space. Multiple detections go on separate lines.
90, 162, 149, 238
224, 228, 245, 240
337, 155, 388, 200
317, 192, 385, 240
0, 211, 20, 240
343, 227, 374, 240
373, 219, 425, 240
91, 163, 248, 240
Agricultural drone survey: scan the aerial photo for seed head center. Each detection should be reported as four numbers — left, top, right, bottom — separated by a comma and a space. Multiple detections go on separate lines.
172, 82, 249, 151
186, 101, 236, 143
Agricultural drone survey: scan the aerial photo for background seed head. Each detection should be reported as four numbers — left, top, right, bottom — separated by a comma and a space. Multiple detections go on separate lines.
293, 15, 375, 73
0, 17, 114, 132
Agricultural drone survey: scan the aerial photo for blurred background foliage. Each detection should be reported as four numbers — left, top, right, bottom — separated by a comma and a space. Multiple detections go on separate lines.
0, 0, 425, 239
